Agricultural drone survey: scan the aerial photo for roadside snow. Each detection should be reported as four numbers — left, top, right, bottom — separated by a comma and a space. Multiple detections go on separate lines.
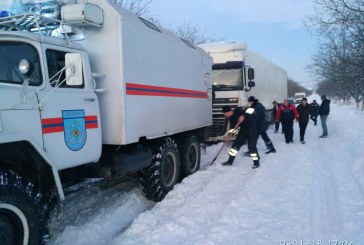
112, 102, 364, 245
50, 176, 154, 245
51, 101, 364, 245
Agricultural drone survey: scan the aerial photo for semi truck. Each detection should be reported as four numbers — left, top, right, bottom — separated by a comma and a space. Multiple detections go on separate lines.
0, 0, 213, 244
295, 92, 307, 104
199, 42, 288, 140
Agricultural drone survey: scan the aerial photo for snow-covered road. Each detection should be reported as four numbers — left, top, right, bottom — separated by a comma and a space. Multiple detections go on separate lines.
51, 99, 364, 245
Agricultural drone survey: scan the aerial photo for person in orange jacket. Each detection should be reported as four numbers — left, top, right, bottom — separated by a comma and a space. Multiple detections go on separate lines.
276, 99, 298, 143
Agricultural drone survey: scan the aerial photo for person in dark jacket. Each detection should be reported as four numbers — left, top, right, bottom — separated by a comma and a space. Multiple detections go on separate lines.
319, 95, 330, 138
248, 96, 276, 154
276, 99, 298, 143
309, 99, 320, 125
272, 100, 280, 133
222, 105, 260, 169
296, 98, 310, 144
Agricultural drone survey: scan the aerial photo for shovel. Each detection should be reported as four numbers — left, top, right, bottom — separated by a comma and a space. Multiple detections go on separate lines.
210, 122, 242, 165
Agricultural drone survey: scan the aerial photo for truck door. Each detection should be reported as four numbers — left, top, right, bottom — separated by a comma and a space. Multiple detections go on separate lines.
36, 46, 102, 170
0, 41, 43, 143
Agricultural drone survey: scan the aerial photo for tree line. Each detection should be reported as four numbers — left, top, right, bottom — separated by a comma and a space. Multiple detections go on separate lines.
305, 0, 364, 110
288, 79, 313, 98
109, 0, 222, 44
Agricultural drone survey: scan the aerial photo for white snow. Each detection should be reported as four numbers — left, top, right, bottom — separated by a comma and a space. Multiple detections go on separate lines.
51, 100, 364, 245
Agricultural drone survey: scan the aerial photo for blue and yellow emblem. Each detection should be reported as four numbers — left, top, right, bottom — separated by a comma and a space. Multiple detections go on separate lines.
62, 110, 87, 151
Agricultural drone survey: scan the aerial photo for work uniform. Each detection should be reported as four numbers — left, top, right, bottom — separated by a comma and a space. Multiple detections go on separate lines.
251, 99, 276, 153
224, 107, 260, 168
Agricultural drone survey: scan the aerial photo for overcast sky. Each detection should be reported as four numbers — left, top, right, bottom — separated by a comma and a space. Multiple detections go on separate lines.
149, 0, 318, 89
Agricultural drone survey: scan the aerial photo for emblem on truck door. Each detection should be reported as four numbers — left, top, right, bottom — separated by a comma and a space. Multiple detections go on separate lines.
62, 110, 87, 151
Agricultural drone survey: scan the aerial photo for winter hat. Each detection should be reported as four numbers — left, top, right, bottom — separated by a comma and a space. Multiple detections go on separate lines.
248, 96, 256, 102
222, 106, 232, 113
302, 98, 307, 101
321, 95, 326, 99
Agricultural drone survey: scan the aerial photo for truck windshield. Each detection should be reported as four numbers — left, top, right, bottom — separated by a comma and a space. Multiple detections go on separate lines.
212, 68, 243, 91
0, 42, 42, 86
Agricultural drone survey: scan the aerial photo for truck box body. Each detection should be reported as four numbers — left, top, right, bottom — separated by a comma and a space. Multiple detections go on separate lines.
245, 49, 288, 109
77, 0, 213, 145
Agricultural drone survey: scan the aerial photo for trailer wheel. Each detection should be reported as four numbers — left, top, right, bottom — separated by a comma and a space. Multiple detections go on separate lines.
141, 138, 180, 202
0, 170, 49, 245
179, 135, 200, 179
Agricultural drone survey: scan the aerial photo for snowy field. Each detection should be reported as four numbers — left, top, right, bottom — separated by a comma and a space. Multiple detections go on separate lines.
51, 97, 364, 245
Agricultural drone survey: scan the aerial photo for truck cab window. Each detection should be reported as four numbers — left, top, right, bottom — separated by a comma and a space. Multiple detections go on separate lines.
0, 42, 42, 86
46, 49, 84, 88
212, 69, 243, 91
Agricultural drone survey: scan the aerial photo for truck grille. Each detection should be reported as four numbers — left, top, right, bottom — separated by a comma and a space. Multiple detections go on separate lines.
210, 98, 239, 137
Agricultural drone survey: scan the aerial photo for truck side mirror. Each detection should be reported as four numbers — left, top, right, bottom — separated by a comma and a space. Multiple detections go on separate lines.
65, 53, 83, 86
248, 81, 255, 88
248, 68, 254, 81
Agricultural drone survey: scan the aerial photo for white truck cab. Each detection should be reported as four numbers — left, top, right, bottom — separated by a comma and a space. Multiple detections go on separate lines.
295, 92, 307, 104
199, 42, 288, 140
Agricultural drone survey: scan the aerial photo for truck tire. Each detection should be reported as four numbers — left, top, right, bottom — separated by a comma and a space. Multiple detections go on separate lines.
141, 138, 180, 202
0, 170, 49, 245
179, 135, 200, 179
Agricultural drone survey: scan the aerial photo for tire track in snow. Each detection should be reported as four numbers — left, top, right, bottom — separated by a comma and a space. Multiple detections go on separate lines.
49, 176, 154, 245
301, 105, 364, 242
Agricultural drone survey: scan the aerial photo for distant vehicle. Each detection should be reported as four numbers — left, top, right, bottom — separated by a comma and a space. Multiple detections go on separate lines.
199, 42, 288, 140
287, 98, 296, 105
295, 92, 306, 104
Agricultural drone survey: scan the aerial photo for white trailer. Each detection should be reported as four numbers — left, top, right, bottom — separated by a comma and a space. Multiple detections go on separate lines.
0, 1, 212, 243
199, 42, 287, 139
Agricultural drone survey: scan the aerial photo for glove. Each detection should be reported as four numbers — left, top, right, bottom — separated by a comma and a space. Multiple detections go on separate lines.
228, 127, 240, 135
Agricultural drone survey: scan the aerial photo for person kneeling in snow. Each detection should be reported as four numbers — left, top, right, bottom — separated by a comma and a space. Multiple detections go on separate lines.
221, 106, 260, 169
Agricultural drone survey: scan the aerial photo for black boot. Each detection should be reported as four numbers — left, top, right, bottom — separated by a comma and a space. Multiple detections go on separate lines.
252, 160, 260, 169
222, 155, 235, 166
265, 143, 276, 154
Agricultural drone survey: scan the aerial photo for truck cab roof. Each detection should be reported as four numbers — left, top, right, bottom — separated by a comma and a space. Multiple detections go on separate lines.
199, 42, 247, 54
0, 31, 85, 51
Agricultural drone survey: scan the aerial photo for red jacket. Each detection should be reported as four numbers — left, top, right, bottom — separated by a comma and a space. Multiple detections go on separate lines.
276, 104, 298, 121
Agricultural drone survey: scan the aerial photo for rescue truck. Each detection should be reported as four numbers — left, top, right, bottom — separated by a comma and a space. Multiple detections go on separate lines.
199, 42, 287, 140
0, 1, 213, 244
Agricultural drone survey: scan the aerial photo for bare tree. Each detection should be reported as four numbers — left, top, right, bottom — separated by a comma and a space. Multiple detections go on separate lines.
287, 79, 313, 98
305, 0, 364, 110
109, 0, 152, 16
168, 22, 224, 45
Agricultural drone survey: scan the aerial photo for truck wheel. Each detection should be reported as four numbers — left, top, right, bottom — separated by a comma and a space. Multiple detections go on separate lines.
179, 135, 200, 179
141, 138, 180, 202
0, 170, 49, 245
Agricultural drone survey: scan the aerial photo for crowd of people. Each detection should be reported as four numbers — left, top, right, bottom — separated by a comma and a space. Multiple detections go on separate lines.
273, 95, 331, 143
220, 95, 330, 169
